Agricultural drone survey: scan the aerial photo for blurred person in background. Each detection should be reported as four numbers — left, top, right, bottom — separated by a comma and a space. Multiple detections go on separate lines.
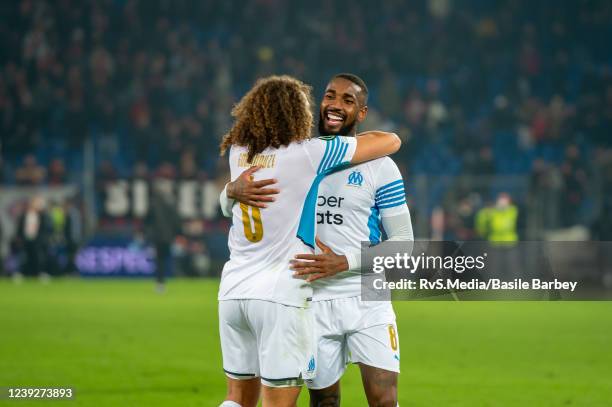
63, 198, 82, 274
15, 154, 46, 185
15, 195, 51, 282
476, 192, 520, 279
48, 198, 81, 275
47, 158, 67, 185
145, 187, 182, 293
174, 219, 212, 277
529, 159, 562, 233
592, 203, 612, 288
179, 150, 199, 180
96, 160, 118, 186
592, 203, 612, 241
95, 160, 118, 220
476, 192, 519, 244
560, 145, 588, 227
447, 195, 479, 241
133, 160, 149, 180
48, 199, 66, 275
467, 146, 495, 177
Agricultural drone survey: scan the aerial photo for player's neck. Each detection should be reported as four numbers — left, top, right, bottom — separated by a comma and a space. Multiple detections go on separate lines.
317, 129, 357, 138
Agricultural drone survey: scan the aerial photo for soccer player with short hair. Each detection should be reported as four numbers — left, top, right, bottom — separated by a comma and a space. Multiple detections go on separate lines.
222, 73, 413, 407
217, 74, 401, 407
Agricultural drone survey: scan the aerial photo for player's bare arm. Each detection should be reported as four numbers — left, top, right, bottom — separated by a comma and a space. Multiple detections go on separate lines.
222, 131, 401, 213
225, 166, 279, 208
290, 238, 348, 282
352, 131, 401, 164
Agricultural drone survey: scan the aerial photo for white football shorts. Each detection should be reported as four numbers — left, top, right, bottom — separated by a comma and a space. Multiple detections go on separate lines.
218, 299, 317, 387
307, 296, 400, 390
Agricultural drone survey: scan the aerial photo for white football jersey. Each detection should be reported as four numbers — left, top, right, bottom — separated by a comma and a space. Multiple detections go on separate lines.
218, 136, 357, 307
311, 157, 409, 301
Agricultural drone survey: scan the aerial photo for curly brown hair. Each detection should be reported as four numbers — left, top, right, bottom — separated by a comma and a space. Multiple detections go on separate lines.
220, 75, 314, 163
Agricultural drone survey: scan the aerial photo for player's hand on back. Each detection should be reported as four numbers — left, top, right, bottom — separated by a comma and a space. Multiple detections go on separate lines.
291, 237, 349, 282
226, 166, 280, 208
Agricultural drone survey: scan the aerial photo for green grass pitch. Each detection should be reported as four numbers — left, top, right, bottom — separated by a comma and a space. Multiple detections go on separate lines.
1, 278, 611, 406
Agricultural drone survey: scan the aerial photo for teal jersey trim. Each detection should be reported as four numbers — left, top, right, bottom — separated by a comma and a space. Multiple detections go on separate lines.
367, 205, 382, 244
297, 161, 351, 248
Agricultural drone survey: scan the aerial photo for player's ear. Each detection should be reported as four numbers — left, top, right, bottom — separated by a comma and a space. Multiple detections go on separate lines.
357, 105, 368, 122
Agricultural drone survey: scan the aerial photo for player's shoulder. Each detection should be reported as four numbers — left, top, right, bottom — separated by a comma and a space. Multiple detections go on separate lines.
343, 157, 399, 180
300, 135, 355, 162
228, 144, 243, 152
366, 156, 399, 171
298, 136, 335, 150
227, 144, 243, 160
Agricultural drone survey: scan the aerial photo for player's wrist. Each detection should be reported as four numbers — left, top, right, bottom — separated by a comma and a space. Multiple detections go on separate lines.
226, 182, 236, 200
337, 254, 349, 272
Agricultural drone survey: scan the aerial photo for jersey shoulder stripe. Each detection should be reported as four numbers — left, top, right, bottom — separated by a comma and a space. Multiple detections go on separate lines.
323, 138, 342, 171
317, 137, 352, 175
330, 142, 348, 169
375, 178, 406, 209
316, 138, 335, 174
317, 137, 341, 174
376, 179, 403, 196
376, 185, 405, 200
377, 190, 405, 202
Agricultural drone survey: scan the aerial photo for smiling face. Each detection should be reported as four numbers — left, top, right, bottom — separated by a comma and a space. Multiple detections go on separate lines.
318, 77, 368, 136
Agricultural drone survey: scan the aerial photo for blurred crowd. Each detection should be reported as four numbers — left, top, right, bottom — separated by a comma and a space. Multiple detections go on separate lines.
2, 195, 81, 279
1, 0, 612, 236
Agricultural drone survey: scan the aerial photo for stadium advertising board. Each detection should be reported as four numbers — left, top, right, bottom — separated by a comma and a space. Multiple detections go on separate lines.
99, 178, 219, 220
76, 235, 156, 277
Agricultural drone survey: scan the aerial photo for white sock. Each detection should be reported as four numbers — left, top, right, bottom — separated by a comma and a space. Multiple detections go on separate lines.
219, 401, 242, 407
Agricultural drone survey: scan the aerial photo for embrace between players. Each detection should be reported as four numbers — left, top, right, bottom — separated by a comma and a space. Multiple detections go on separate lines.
217, 73, 413, 407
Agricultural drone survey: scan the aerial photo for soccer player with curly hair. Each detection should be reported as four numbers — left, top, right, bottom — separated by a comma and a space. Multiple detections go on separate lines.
217, 75, 401, 407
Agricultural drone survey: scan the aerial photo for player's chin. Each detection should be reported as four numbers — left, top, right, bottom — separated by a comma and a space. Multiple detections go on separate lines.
322, 122, 343, 134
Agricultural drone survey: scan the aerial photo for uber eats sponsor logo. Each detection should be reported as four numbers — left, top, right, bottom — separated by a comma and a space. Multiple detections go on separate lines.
317, 195, 344, 225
